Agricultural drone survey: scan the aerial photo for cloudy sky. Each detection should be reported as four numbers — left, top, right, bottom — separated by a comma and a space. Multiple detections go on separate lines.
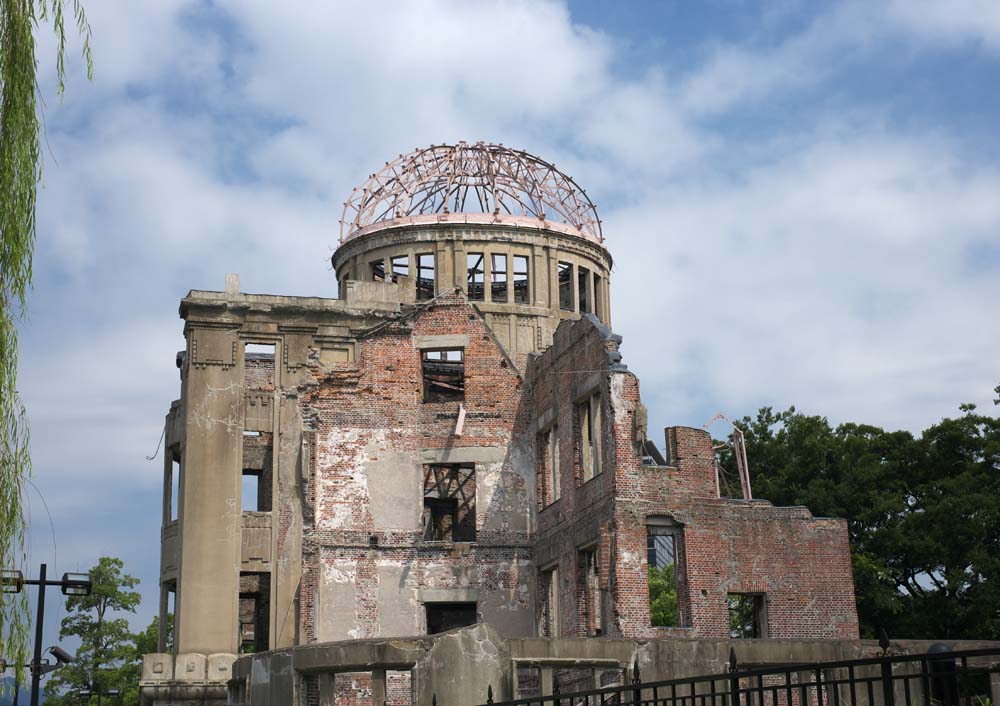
19, 0, 1000, 640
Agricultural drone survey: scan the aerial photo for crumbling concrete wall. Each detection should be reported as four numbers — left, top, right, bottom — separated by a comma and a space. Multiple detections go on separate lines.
298, 293, 536, 643
528, 314, 860, 642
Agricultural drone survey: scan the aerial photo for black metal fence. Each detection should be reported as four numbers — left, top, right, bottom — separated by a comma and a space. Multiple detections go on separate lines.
475, 648, 1000, 706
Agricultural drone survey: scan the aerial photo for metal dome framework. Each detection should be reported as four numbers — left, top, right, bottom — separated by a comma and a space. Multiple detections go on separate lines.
340, 142, 603, 244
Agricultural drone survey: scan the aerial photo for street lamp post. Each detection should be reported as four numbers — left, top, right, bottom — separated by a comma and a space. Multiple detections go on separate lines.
77, 687, 121, 706
1, 563, 92, 706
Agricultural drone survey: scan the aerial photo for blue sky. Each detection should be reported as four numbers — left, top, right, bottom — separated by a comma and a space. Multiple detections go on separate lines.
17, 0, 1000, 649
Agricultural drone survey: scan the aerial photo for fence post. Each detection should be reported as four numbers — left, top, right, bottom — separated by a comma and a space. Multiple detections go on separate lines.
633, 659, 642, 706
880, 656, 895, 706
729, 648, 740, 706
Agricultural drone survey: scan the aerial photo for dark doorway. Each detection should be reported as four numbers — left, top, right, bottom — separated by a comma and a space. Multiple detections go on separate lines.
426, 602, 477, 634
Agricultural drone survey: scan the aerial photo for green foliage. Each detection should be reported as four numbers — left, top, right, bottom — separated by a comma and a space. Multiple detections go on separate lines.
648, 564, 679, 627
720, 388, 1000, 639
0, 0, 92, 684
43, 558, 142, 706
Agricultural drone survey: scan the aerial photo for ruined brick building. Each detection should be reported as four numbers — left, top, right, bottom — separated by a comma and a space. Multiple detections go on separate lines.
142, 143, 860, 706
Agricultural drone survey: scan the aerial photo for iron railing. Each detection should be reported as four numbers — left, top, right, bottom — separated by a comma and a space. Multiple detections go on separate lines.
474, 648, 1000, 706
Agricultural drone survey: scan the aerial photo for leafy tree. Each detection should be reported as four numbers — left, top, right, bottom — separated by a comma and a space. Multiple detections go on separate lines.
720, 384, 1000, 639
648, 564, 679, 627
1, 0, 91, 682
43, 558, 140, 706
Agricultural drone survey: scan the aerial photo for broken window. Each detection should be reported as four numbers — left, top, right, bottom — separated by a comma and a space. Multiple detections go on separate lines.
467, 252, 485, 300
371, 259, 386, 281
513, 255, 529, 304
558, 261, 574, 311
578, 393, 603, 482
728, 594, 767, 638
578, 547, 602, 636
647, 523, 679, 627
540, 567, 559, 637
421, 349, 464, 402
242, 431, 272, 512
491, 253, 508, 302
578, 266, 591, 313
169, 456, 180, 522
239, 572, 270, 653
538, 426, 561, 507
416, 253, 435, 300
422, 463, 476, 542
426, 602, 477, 634
593, 273, 603, 320
390, 255, 409, 282
244, 343, 275, 390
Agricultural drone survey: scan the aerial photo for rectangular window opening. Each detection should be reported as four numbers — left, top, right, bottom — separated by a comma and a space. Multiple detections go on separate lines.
578, 548, 601, 636
491, 253, 508, 302
416, 253, 435, 300
390, 255, 409, 282
728, 593, 766, 638
242, 471, 260, 512
242, 432, 273, 512
244, 343, 275, 391
578, 266, 591, 313
169, 458, 180, 521
647, 526, 679, 627
426, 602, 477, 635
371, 259, 386, 282
593, 273, 603, 320
513, 255, 529, 304
578, 393, 602, 482
422, 463, 476, 542
239, 572, 270, 653
467, 253, 485, 300
558, 262, 574, 311
539, 426, 560, 506
422, 349, 464, 402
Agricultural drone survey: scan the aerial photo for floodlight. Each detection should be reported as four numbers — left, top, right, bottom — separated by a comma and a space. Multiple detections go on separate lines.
49, 646, 75, 664
61, 572, 92, 596
0, 569, 24, 593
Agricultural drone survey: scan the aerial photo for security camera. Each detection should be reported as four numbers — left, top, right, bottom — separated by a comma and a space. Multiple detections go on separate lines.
49, 646, 75, 664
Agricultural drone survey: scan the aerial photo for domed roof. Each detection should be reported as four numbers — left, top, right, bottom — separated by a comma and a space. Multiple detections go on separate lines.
340, 141, 603, 244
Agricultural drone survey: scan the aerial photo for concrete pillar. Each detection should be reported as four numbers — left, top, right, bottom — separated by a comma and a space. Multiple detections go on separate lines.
540, 667, 553, 697
372, 669, 387, 706
318, 673, 335, 706
175, 325, 242, 655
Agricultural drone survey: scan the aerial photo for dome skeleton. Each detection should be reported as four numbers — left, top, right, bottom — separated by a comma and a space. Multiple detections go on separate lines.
340, 141, 603, 244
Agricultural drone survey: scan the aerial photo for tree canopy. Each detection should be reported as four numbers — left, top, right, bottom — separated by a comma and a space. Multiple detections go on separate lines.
720, 384, 1000, 639
43, 557, 141, 706
1, 0, 92, 681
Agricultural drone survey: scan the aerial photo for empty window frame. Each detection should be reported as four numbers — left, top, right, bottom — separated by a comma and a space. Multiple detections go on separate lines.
728, 594, 767, 638
168, 457, 180, 522
422, 464, 476, 542
242, 431, 272, 512
578, 547, 602, 636
416, 253, 435, 300
421, 349, 464, 402
467, 252, 485, 300
647, 524, 680, 627
593, 273, 603, 320
426, 602, 477, 634
491, 253, 508, 302
540, 567, 560, 638
244, 343, 276, 391
558, 262, 574, 311
538, 426, 560, 506
390, 255, 409, 282
513, 255, 529, 304
578, 266, 591, 313
578, 392, 603, 482
238, 572, 270, 653
371, 259, 386, 281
